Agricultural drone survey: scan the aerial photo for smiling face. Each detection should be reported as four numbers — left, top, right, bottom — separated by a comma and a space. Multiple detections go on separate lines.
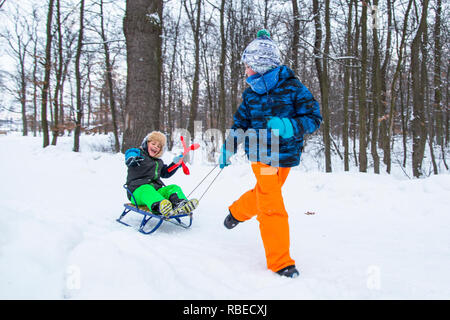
147, 140, 162, 158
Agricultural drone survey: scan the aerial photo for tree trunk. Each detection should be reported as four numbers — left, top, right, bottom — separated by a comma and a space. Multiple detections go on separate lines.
20, 48, 28, 136
434, 0, 443, 146
41, 0, 55, 148
358, 0, 368, 172
380, 0, 393, 165
371, 0, 381, 174
73, 0, 85, 152
386, 0, 413, 173
100, 0, 120, 152
51, 0, 63, 146
411, 0, 429, 178
218, 0, 226, 141
122, 0, 163, 152
343, 0, 352, 171
184, 0, 201, 139
291, 0, 300, 73
313, 0, 332, 172
166, 4, 182, 148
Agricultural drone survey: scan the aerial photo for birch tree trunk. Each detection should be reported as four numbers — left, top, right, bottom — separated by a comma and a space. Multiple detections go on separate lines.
73, 0, 84, 152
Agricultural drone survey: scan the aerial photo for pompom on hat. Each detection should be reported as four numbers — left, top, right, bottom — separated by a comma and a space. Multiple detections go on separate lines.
141, 131, 167, 158
241, 29, 281, 75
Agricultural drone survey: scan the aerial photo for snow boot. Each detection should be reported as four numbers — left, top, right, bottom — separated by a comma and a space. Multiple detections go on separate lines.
151, 199, 173, 217
276, 265, 299, 278
173, 199, 199, 214
224, 211, 241, 229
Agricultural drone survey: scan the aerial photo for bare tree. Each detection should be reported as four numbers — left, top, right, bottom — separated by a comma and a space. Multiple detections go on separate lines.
343, 0, 353, 171
358, 0, 368, 172
218, 0, 226, 140
411, 0, 429, 177
51, 0, 63, 145
371, 0, 381, 174
122, 0, 163, 151
434, 0, 443, 146
41, 0, 55, 148
73, 0, 85, 152
184, 0, 202, 138
386, 0, 413, 173
291, 0, 300, 73
100, 0, 120, 152
313, 0, 332, 172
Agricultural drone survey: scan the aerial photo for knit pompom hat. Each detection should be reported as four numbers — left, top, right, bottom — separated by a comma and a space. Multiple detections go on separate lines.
141, 131, 166, 158
241, 29, 281, 75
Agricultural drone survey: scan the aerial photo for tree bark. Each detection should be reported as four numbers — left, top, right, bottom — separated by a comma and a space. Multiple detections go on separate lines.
411, 0, 429, 177
434, 0, 443, 146
291, 0, 300, 73
41, 0, 55, 147
51, 0, 63, 145
73, 0, 84, 152
313, 0, 332, 172
122, 0, 163, 152
218, 0, 226, 140
358, 0, 368, 172
386, 0, 413, 173
184, 0, 201, 138
100, 0, 120, 152
371, 0, 381, 174
343, 0, 352, 171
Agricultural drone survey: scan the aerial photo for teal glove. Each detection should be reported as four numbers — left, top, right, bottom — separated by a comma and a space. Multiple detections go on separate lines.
267, 117, 294, 139
219, 144, 233, 169
125, 148, 144, 167
173, 153, 183, 163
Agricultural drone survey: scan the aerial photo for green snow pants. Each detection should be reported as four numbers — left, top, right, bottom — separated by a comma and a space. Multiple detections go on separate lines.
132, 184, 187, 210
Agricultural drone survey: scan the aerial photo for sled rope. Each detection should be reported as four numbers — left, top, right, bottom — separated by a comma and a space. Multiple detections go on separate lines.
187, 164, 222, 201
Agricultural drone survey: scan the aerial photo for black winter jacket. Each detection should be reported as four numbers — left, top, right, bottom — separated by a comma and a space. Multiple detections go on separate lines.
125, 147, 179, 199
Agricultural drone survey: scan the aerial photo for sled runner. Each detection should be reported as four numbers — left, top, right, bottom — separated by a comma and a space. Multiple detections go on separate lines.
117, 185, 193, 234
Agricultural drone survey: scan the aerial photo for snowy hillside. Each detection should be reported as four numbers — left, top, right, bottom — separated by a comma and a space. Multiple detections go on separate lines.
0, 134, 449, 299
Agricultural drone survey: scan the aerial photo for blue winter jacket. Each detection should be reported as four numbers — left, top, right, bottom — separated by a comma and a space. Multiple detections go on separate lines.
227, 65, 322, 167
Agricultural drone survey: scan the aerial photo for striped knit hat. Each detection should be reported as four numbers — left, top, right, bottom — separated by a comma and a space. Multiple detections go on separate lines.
241, 29, 281, 75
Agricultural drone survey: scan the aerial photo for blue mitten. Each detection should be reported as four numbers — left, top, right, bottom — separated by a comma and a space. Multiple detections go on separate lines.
267, 117, 294, 139
125, 148, 144, 167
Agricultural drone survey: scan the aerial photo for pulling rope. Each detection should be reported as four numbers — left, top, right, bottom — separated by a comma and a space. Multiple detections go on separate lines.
187, 164, 223, 202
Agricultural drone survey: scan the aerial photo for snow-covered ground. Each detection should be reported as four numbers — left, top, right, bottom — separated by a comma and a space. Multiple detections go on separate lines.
0, 133, 449, 299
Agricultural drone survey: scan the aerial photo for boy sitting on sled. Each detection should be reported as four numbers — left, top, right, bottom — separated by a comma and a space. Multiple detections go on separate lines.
124, 131, 198, 217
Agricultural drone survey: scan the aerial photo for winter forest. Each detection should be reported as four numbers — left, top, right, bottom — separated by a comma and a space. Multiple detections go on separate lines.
0, 0, 449, 178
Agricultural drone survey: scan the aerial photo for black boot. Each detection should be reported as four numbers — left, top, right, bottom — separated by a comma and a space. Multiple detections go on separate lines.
276, 265, 300, 278
224, 211, 241, 229
170, 194, 198, 214
151, 199, 173, 216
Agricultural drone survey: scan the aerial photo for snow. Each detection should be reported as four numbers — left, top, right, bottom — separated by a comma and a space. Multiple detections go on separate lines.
0, 133, 449, 299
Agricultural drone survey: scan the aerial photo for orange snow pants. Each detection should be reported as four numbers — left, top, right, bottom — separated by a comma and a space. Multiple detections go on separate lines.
229, 162, 295, 272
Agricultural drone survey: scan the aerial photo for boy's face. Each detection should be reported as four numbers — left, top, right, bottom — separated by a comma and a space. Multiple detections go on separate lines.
148, 140, 162, 157
245, 64, 257, 77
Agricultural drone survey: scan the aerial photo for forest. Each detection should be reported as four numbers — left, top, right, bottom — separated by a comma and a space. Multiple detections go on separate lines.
0, 0, 448, 177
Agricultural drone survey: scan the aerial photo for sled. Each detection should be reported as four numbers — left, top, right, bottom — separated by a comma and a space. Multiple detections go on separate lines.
117, 185, 193, 234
